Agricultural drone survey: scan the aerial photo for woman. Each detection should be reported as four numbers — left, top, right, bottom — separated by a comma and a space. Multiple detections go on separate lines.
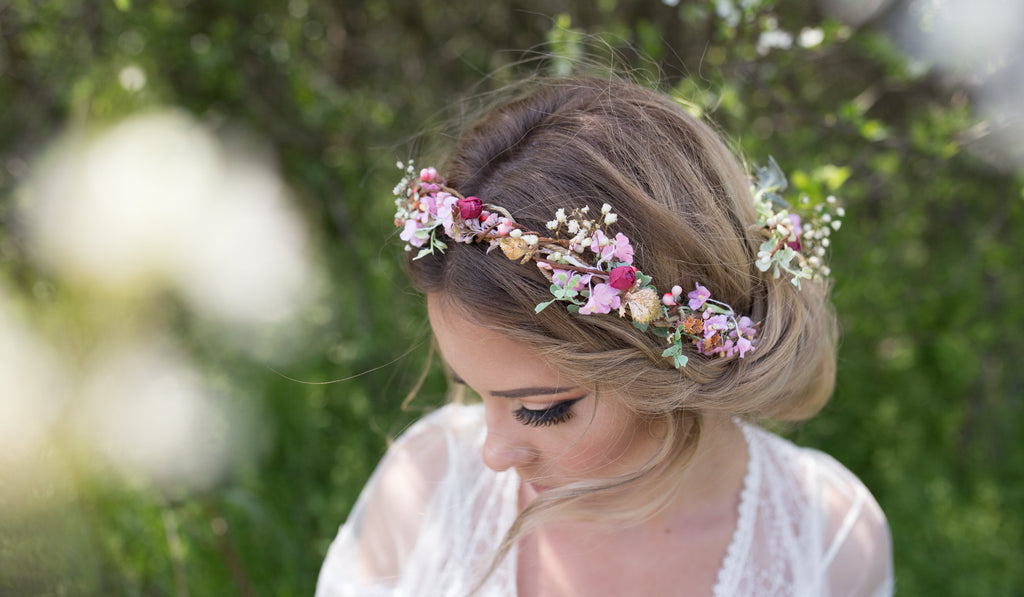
316, 77, 893, 596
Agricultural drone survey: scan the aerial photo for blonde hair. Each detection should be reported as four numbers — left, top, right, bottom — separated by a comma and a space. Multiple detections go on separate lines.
407, 75, 837, 588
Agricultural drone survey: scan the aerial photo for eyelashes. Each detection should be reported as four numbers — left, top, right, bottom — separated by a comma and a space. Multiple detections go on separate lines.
513, 397, 585, 428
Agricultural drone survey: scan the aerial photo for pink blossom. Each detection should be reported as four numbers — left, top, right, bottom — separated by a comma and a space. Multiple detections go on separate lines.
786, 214, 802, 251
552, 270, 591, 291
735, 336, 754, 357
590, 229, 615, 261
687, 284, 711, 310
579, 283, 621, 315
496, 219, 514, 236
436, 194, 460, 235
703, 314, 729, 339
420, 167, 438, 182
612, 233, 634, 264
662, 293, 676, 306
400, 220, 425, 247
608, 266, 637, 290
736, 316, 757, 339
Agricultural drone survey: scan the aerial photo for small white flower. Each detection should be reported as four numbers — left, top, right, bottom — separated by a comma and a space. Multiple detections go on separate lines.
822, 238, 830, 247
567, 220, 580, 234
809, 256, 821, 267
546, 220, 558, 230
522, 234, 539, 245
816, 247, 826, 257
766, 215, 777, 227
510, 228, 523, 238
822, 266, 831, 276
580, 205, 589, 213
831, 220, 842, 231
827, 195, 836, 204
396, 161, 404, 169
837, 207, 846, 217
604, 213, 618, 225
601, 203, 612, 214
555, 208, 566, 222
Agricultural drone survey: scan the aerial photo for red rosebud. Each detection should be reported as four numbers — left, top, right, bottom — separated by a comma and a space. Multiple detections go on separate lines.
608, 266, 637, 290
458, 196, 483, 220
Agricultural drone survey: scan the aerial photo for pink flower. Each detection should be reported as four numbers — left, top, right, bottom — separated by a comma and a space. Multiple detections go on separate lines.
400, 220, 425, 247
735, 336, 754, 357
552, 270, 591, 291
590, 230, 614, 261
579, 283, 621, 315
496, 219, 514, 236
736, 316, 757, 339
612, 233, 634, 265
786, 214, 802, 251
662, 293, 676, 306
687, 284, 711, 310
436, 194, 460, 235
608, 266, 637, 290
420, 167, 438, 182
703, 314, 729, 339
458, 196, 482, 220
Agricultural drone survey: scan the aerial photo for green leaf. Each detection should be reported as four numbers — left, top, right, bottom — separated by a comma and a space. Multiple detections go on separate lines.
535, 299, 557, 313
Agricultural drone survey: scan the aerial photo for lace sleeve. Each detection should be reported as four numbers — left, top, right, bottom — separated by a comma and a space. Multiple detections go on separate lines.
315, 408, 456, 596
814, 453, 895, 597
315, 404, 518, 597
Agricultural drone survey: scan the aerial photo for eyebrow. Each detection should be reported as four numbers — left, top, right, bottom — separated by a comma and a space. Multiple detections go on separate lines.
450, 372, 576, 399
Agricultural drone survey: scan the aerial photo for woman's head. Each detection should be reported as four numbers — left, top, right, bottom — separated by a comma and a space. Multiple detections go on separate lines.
409, 77, 837, 423
427, 293, 663, 489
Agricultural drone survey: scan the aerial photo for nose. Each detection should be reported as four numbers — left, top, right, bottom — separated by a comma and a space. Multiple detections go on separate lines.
481, 413, 532, 473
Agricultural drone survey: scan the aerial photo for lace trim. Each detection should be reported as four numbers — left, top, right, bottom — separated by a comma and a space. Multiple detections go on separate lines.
711, 422, 760, 597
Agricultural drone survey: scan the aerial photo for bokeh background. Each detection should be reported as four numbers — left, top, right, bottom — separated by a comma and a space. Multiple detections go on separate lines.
1, 0, 1022, 595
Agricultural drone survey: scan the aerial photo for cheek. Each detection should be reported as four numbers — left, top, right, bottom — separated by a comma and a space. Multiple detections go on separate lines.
553, 415, 649, 476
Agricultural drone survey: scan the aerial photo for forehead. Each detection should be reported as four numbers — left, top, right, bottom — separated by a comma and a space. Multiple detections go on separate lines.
426, 294, 573, 391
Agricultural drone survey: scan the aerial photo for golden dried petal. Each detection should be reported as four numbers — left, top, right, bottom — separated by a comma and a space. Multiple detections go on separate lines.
624, 287, 662, 324
499, 237, 529, 260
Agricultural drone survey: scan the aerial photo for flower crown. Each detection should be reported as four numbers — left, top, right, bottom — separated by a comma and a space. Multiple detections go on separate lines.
393, 159, 840, 369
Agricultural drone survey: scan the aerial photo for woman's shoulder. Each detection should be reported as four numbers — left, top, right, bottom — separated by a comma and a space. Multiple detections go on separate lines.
742, 424, 894, 596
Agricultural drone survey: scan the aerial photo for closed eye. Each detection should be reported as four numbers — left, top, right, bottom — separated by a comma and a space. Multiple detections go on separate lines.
513, 397, 585, 427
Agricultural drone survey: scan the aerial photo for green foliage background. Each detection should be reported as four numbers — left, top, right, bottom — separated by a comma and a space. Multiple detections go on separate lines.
1, 0, 1021, 595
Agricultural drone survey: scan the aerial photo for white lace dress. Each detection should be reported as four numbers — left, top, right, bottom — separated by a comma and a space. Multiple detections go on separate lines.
316, 403, 894, 597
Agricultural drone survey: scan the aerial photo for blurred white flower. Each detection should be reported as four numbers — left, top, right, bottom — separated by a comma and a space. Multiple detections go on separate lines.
757, 29, 794, 55
0, 288, 73, 511
118, 64, 147, 92
74, 338, 232, 489
799, 27, 825, 49
0, 289, 66, 466
25, 111, 315, 326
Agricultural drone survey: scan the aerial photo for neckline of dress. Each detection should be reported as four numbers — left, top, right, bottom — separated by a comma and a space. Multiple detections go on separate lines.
502, 419, 760, 597
709, 420, 760, 597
